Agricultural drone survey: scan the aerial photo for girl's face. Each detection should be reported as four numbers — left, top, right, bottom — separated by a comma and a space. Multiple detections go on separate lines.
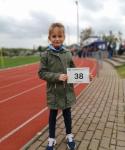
49, 27, 65, 48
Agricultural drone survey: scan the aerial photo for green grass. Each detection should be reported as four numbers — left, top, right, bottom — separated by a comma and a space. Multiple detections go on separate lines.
115, 64, 125, 78
0, 56, 40, 69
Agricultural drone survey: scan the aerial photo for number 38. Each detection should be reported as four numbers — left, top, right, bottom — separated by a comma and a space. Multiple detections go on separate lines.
74, 73, 84, 79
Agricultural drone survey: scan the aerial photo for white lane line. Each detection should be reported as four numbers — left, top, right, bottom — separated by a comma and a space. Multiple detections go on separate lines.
0, 62, 38, 72
0, 83, 81, 143
0, 80, 79, 104
74, 83, 80, 88
0, 83, 45, 104
0, 69, 91, 144
0, 61, 95, 104
0, 72, 36, 81
0, 76, 37, 89
0, 107, 48, 143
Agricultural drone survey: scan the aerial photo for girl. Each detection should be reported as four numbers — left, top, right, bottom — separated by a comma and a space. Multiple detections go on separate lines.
38, 22, 76, 150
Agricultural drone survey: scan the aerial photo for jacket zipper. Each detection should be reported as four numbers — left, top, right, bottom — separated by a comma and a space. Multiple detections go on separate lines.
54, 83, 57, 106
52, 52, 68, 107
57, 53, 68, 106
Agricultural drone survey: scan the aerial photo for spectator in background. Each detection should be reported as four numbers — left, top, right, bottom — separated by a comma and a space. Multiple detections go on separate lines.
107, 42, 113, 59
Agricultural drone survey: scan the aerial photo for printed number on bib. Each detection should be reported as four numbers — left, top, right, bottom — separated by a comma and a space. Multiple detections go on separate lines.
67, 68, 90, 83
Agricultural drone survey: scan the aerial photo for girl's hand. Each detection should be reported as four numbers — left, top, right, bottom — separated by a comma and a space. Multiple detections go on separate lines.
58, 74, 68, 81
89, 73, 93, 81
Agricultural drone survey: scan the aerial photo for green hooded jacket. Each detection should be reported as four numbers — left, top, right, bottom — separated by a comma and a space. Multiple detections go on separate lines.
38, 48, 76, 109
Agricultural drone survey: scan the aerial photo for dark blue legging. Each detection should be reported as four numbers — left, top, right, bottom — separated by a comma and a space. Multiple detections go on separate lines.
49, 107, 72, 138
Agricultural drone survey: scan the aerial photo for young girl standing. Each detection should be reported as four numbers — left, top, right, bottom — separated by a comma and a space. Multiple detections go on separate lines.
38, 22, 76, 150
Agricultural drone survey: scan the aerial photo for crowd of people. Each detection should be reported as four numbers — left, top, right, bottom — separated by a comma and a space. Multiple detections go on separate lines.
70, 41, 125, 59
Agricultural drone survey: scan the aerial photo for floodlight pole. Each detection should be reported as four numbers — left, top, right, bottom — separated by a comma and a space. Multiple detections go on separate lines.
75, 0, 79, 45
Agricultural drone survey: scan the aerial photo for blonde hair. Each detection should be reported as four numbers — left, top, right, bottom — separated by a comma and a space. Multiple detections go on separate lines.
48, 22, 65, 38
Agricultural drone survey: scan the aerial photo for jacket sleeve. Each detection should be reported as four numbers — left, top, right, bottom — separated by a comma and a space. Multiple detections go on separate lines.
38, 52, 60, 82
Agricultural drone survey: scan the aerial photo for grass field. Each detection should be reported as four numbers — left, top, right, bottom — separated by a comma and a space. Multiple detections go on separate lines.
0, 56, 40, 69
1, 56, 125, 79
115, 64, 125, 78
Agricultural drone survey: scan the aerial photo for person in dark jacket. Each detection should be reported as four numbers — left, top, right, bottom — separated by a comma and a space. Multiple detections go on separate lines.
38, 23, 76, 150
107, 42, 113, 59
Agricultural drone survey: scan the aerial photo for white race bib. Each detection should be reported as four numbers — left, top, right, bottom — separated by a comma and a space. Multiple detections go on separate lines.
67, 67, 90, 83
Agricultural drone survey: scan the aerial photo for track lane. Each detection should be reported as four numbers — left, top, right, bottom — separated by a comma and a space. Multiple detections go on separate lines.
0, 107, 49, 150
0, 78, 44, 102
0, 64, 39, 86
0, 58, 97, 149
0, 84, 46, 138
0, 76, 37, 89
0, 58, 90, 101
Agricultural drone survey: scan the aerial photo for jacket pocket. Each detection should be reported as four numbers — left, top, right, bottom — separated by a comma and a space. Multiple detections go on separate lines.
47, 83, 56, 104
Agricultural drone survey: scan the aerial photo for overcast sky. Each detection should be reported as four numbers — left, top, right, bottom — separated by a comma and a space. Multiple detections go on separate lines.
0, 0, 125, 48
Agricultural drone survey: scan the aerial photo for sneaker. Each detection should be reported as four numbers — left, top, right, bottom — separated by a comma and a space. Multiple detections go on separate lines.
66, 134, 76, 150
46, 138, 56, 150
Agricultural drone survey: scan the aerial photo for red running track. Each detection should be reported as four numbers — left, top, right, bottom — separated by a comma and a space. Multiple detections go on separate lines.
0, 58, 97, 150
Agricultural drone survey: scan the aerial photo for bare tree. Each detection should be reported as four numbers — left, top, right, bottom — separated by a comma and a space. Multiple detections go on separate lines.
80, 27, 93, 46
